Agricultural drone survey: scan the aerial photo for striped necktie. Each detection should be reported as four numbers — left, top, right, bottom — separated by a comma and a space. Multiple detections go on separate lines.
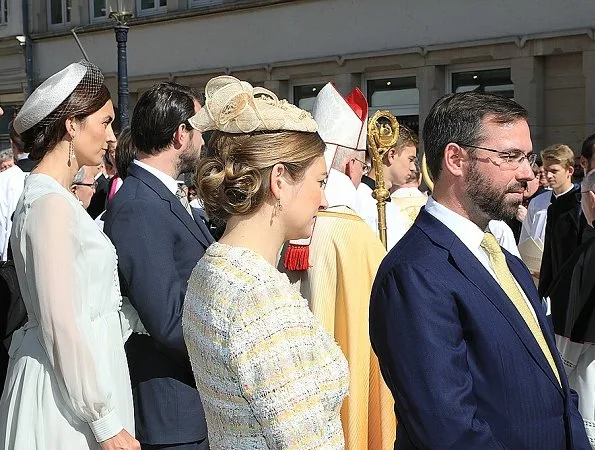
481, 232, 560, 385
176, 187, 193, 216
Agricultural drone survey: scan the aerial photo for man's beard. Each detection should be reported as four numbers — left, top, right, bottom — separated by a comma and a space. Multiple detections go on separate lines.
465, 159, 527, 222
176, 142, 202, 176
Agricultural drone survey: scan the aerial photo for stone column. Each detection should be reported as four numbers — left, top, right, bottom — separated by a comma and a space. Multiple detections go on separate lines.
583, 50, 595, 140
416, 65, 445, 136
511, 56, 545, 152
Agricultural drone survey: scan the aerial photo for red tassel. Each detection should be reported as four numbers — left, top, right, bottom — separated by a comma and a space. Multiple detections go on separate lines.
283, 243, 310, 271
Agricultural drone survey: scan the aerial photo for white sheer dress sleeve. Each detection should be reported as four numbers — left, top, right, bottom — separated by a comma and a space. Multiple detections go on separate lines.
25, 193, 123, 442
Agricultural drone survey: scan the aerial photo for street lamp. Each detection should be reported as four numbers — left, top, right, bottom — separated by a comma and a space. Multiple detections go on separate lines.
109, 0, 133, 129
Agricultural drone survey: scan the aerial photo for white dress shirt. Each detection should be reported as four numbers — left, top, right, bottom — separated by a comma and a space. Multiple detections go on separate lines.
0, 165, 26, 260
133, 159, 179, 195
356, 180, 409, 250
519, 190, 552, 245
425, 196, 538, 320
488, 220, 521, 258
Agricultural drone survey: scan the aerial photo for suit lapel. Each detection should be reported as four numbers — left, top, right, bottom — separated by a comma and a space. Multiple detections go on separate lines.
191, 207, 215, 245
129, 164, 213, 248
415, 209, 563, 394
506, 252, 566, 393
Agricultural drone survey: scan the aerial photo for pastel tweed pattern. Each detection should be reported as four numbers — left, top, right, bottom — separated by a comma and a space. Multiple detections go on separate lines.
183, 242, 349, 449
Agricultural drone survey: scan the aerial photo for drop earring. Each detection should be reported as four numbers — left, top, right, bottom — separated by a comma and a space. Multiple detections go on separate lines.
271, 199, 283, 224
68, 140, 75, 167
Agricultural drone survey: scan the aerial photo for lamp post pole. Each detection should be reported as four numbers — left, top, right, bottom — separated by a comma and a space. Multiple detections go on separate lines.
110, 3, 132, 130
114, 24, 130, 128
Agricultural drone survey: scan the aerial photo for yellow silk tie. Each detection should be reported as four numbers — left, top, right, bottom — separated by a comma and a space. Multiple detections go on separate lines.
481, 232, 561, 385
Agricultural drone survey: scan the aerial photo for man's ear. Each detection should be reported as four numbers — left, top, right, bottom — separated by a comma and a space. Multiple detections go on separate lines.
386, 148, 397, 162
568, 165, 575, 177
345, 158, 361, 186
172, 125, 186, 149
443, 143, 465, 177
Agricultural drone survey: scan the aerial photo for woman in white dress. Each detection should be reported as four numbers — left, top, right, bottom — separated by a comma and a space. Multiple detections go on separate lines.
0, 61, 139, 450
182, 76, 349, 449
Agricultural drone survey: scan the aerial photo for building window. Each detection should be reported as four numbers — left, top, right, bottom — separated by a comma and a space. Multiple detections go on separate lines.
367, 77, 419, 134
0, 0, 7, 25
137, 0, 167, 15
190, 0, 240, 6
48, 0, 72, 25
451, 68, 513, 98
90, 0, 109, 21
293, 84, 325, 112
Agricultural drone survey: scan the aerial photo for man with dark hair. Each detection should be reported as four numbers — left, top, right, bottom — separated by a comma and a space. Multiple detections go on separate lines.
8, 120, 35, 172
370, 91, 590, 449
104, 82, 213, 450
115, 126, 136, 181
580, 133, 595, 176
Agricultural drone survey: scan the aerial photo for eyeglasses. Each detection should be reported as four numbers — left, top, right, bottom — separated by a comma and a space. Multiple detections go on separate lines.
353, 157, 370, 175
72, 181, 98, 190
459, 143, 538, 170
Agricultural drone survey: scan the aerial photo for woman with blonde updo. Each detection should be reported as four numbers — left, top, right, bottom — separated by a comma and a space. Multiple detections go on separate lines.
182, 76, 349, 449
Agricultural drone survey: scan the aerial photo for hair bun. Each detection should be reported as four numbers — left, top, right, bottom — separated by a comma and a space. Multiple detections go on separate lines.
197, 156, 264, 221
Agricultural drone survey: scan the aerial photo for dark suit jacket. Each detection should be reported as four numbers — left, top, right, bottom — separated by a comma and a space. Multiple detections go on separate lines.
548, 224, 595, 342
103, 164, 214, 445
539, 184, 582, 297
370, 208, 590, 450
87, 174, 110, 219
14, 157, 36, 172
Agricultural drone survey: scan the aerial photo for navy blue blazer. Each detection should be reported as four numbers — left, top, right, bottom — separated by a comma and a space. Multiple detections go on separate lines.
370, 207, 590, 450
103, 164, 214, 445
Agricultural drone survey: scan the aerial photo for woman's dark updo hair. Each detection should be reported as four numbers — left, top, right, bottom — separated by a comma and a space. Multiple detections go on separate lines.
197, 131, 325, 222
20, 83, 111, 161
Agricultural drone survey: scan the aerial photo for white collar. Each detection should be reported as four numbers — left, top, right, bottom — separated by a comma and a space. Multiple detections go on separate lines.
425, 196, 485, 253
553, 184, 574, 198
324, 168, 359, 211
133, 159, 179, 195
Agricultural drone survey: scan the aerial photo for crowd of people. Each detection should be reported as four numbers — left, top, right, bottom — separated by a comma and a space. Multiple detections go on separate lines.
0, 58, 593, 450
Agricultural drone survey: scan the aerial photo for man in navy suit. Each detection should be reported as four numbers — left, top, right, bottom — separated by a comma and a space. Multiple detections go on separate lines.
104, 82, 213, 450
370, 92, 590, 449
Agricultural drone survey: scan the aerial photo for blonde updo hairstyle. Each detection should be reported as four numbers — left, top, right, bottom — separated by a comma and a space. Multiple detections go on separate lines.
197, 130, 325, 222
